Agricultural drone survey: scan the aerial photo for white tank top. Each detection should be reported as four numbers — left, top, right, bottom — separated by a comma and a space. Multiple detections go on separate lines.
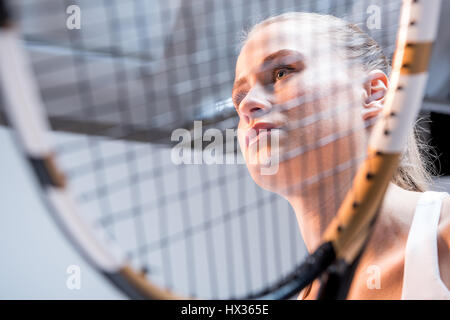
401, 191, 450, 300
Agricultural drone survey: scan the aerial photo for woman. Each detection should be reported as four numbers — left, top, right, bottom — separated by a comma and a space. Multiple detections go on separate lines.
232, 12, 450, 299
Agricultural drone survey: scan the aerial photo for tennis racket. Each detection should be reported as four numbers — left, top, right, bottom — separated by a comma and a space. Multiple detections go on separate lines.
0, 0, 442, 299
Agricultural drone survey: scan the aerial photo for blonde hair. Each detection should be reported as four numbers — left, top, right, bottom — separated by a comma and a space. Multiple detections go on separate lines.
241, 12, 434, 192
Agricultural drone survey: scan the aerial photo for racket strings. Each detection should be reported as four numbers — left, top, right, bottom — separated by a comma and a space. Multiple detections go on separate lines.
9, 0, 404, 298
49, 50, 376, 167
15, 3, 400, 146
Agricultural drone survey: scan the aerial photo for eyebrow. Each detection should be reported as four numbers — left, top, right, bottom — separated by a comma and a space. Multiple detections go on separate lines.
261, 49, 301, 68
232, 49, 304, 99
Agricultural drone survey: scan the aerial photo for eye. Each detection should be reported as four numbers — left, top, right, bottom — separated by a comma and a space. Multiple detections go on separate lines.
274, 67, 293, 81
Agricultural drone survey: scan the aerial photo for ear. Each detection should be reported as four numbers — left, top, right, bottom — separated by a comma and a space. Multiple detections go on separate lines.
362, 69, 389, 121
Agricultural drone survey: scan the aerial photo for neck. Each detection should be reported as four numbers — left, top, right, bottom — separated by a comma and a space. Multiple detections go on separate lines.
286, 181, 415, 253
285, 175, 349, 252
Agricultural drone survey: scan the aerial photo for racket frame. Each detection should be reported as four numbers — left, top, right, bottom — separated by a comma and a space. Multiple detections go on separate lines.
0, 0, 442, 299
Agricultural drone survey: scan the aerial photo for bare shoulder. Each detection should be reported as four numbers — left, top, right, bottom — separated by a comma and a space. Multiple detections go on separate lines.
439, 195, 450, 242
439, 195, 450, 225
437, 195, 450, 290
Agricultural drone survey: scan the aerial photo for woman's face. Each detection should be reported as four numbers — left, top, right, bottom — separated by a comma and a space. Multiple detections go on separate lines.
233, 20, 369, 196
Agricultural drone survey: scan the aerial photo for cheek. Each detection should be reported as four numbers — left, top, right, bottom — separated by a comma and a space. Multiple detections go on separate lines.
274, 71, 331, 124
279, 75, 366, 156
274, 76, 328, 145
274, 76, 306, 107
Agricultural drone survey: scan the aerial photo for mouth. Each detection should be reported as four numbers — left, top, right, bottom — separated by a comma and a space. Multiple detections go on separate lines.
246, 122, 279, 148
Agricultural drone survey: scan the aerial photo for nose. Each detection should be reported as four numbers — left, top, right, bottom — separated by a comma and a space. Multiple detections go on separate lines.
238, 84, 272, 125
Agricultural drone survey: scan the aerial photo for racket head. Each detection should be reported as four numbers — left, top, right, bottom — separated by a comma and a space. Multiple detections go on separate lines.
0, 0, 442, 299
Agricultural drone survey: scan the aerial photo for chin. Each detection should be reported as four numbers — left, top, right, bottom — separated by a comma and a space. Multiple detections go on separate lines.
246, 156, 296, 196
240, 135, 303, 195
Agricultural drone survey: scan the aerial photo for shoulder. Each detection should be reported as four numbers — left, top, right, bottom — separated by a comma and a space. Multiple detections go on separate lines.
439, 195, 450, 242
437, 195, 450, 290
439, 194, 450, 226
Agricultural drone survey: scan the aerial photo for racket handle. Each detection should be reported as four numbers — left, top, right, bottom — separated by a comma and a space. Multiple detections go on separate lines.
270, 241, 336, 299
317, 250, 364, 300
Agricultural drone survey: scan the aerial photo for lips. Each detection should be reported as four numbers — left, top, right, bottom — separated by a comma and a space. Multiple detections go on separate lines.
246, 122, 278, 148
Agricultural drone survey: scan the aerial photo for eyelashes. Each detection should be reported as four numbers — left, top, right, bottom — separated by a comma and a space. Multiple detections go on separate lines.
273, 66, 295, 82
232, 64, 301, 108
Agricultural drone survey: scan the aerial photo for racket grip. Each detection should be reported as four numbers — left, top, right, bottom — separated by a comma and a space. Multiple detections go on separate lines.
269, 241, 336, 299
